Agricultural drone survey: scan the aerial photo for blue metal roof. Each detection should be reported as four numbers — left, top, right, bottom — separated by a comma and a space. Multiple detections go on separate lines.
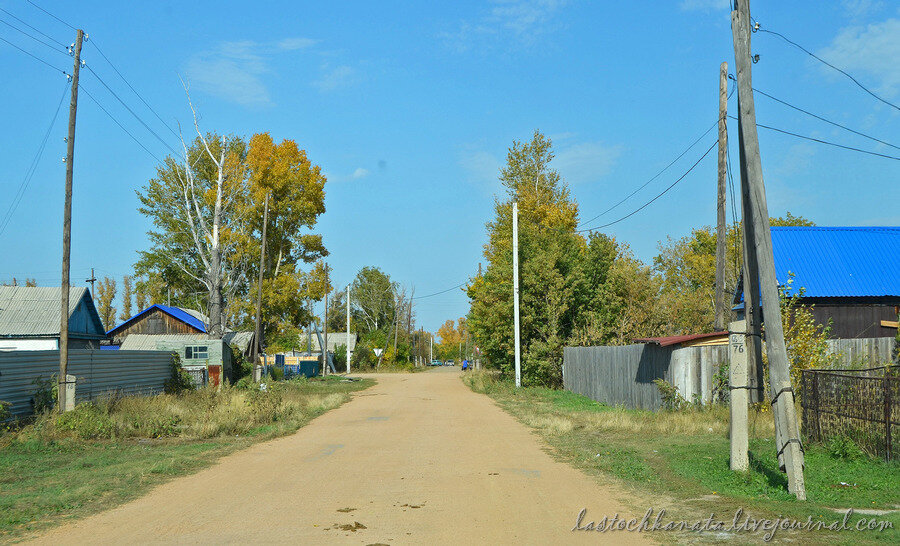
771, 226, 900, 298
107, 304, 207, 335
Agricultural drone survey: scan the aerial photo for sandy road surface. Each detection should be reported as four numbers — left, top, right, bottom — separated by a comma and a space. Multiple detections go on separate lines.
28, 368, 650, 545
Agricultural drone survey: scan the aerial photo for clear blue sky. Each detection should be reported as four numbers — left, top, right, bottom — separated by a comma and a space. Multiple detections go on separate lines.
1, 0, 898, 332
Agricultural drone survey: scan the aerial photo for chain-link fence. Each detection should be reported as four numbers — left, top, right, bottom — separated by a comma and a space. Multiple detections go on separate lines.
801, 366, 899, 461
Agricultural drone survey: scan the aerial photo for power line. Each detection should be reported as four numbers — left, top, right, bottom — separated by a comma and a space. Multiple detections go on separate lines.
727, 115, 900, 161
0, 34, 67, 74
577, 140, 719, 232
412, 282, 467, 300
80, 85, 166, 164
754, 23, 900, 113
0, 6, 66, 47
84, 65, 180, 157
26, 1, 75, 31
752, 86, 900, 151
577, 82, 736, 228
88, 40, 180, 140
0, 81, 70, 238
0, 15, 67, 54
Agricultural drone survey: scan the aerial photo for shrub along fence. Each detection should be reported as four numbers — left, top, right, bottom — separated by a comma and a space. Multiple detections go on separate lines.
562, 344, 728, 411
0, 350, 173, 418
801, 366, 899, 461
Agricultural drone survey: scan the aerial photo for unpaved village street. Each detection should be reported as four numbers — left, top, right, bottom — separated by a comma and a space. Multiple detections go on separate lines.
27, 368, 649, 545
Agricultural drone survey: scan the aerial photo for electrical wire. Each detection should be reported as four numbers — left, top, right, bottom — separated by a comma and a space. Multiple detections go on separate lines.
576, 140, 719, 233
80, 85, 167, 164
727, 115, 900, 161
0, 34, 67, 74
752, 86, 900, 151
26, 0, 75, 31
412, 282, 467, 300
0, 15, 67, 54
0, 81, 70, 238
754, 24, 900, 113
0, 6, 66, 47
84, 65, 180, 157
88, 40, 180, 140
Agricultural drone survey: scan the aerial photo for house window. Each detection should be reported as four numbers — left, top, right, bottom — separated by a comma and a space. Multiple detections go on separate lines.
185, 345, 209, 360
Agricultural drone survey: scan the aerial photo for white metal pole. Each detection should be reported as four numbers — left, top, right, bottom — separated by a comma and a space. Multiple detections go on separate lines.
346, 284, 351, 373
430, 334, 433, 363
513, 201, 521, 388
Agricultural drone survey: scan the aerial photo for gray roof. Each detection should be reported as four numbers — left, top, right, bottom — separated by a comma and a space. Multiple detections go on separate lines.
222, 330, 255, 353
0, 286, 105, 338
120, 333, 209, 350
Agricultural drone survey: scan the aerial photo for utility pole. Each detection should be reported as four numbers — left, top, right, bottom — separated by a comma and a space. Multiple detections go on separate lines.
715, 61, 728, 331
58, 28, 83, 413
731, 0, 805, 500
429, 333, 433, 363
346, 284, 351, 373
85, 268, 96, 298
251, 193, 269, 381
512, 201, 522, 388
323, 264, 329, 376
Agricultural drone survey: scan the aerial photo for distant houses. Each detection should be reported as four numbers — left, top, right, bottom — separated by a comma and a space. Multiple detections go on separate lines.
736, 226, 900, 339
0, 286, 106, 351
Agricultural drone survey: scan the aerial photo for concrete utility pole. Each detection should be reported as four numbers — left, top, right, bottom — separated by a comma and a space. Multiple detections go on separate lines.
58, 28, 83, 413
715, 61, 729, 331
251, 193, 269, 382
512, 201, 522, 388
346, 284, 351, 373
429, 333, 433, 363
729, 319, 749, 471
323, 264, 329, 377
731, 0, 806, 499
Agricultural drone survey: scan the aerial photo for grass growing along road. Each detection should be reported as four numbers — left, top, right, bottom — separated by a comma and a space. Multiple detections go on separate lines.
0, 375, 374, 541
463, 370, 899, 544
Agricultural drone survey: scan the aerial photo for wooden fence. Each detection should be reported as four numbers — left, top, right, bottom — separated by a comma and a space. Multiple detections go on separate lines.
563, 344, 728, 411
825, 337, 896, 367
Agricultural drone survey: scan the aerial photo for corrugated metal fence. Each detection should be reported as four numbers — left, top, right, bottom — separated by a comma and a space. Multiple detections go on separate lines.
0, 350, 173, 418
825, 338, 896, 367
563, 344, 728, 411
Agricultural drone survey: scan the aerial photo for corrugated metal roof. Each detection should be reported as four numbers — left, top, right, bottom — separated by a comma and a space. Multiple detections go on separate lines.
0, 286, 104, 338
120, 333, 209, 350
770, 226, 900, 298
108, 304, 208, 335
634, 331, 727, 347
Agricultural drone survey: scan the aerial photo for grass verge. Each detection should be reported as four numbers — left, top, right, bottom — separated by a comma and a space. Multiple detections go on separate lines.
0, 375, 374, 541
463, 370, 898, 544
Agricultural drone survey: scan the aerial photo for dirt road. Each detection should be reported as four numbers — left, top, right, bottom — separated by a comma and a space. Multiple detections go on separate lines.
29, 368, 649, 545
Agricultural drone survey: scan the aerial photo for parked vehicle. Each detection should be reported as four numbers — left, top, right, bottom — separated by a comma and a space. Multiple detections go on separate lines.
444, 360, 454, 366
429, 360, 442, 366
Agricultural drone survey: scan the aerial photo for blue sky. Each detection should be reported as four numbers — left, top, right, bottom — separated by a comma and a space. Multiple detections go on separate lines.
1, 0, 898, 332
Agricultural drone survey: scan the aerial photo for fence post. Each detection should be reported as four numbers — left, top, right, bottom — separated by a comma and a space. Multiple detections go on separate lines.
886, 374, 893, 462
812, 371, 822, 443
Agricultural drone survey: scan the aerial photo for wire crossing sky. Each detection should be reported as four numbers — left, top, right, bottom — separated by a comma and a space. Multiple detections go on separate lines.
0, 0, 898, 331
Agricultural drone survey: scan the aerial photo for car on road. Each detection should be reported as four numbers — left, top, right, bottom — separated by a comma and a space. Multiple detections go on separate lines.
429, 360, 442, 366
444, 360, 454, 366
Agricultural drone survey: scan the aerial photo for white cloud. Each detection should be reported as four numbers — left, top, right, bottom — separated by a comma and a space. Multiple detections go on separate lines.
554, 141, 623, 184
352, 167, 370, 179
460, 150, 503, 184
441, 0, 568, 52
818, 17, 900, 97
841, 0, 884, 19
185, 37, 316, 106
679, 0, 730, 12
314, 65, 356, 92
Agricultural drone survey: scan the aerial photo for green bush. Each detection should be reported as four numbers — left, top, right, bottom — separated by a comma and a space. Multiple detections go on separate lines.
826, 434, 865, 460
164, 353, 194, 394
56, 403, 114, 439
653, 378, 690, 411
31, 375, 57, 413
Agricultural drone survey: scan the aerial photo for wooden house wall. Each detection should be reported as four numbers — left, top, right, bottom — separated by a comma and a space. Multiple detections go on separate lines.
808, 304, 898, 339
110, 308, 203, 344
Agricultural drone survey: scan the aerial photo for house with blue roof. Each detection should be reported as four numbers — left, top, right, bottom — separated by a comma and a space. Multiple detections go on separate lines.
735, 226, 900, 339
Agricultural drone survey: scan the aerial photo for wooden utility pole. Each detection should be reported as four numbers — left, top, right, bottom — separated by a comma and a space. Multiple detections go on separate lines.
731, 0, 806, 499
715, 61, 728, 331
85, 268, 96, 298
251, 193, 269, 381
58, 29, 83, 413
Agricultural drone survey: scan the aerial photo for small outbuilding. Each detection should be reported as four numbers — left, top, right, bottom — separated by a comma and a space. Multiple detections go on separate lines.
0, 286, 106, 351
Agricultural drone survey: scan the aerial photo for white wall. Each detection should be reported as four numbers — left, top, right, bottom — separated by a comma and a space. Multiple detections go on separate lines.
0, 339, 58, 351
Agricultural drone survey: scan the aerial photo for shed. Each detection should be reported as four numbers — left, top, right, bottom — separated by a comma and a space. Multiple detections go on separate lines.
0, 286, 106, 350
735, 226, 900, 339
120, 333, 232, 386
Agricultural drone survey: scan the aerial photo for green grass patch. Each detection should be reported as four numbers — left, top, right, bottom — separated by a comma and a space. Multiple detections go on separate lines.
0, 376, 374, 540
463, 370, 899, 544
